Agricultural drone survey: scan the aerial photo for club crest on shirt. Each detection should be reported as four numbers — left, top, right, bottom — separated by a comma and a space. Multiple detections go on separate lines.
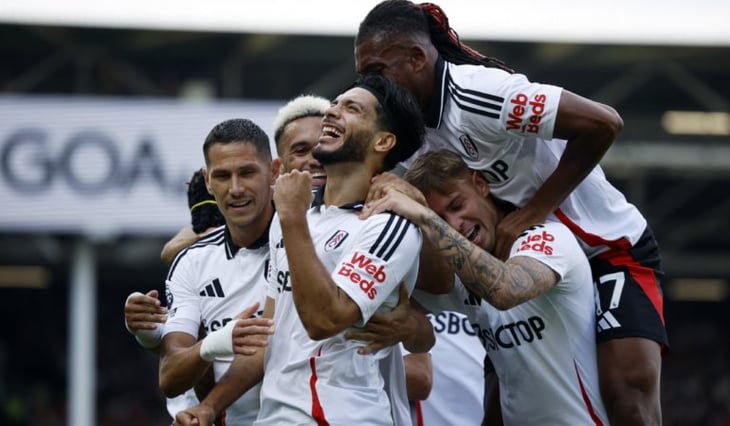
459, 134, 479, 159
325, 230, 349, 252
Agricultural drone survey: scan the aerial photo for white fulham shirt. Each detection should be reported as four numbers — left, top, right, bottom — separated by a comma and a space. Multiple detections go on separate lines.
406, 58, 647, 258
260, 195, 422, 425
164, 226, 269, 425
415, 222, 608, 425
421, 311, 485, 426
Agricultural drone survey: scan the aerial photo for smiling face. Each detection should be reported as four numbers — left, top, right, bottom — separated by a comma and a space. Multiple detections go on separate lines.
424, 173, 500, 253
314, 87, 382, 166
278, 115, 327, 188
204, 140, 277, 242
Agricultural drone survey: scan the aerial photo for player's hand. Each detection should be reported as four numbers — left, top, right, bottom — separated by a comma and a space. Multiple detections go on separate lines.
345, 282, 410, 354
366, 172, 427, 206
200, 302, 273, 360
172, 403, 216, 426
273, 170, 313, 221
231, 302, 274, 356
359, 185, 427, 223
493, 207, 545, 261
124, 290, 167, 332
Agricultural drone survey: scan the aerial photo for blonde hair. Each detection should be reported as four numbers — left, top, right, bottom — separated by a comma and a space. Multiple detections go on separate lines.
272, 94, 329, 153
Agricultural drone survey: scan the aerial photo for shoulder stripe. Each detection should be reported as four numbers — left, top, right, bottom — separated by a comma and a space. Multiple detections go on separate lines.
370, 214, 395, 256
370, 214, 411, 261
383, 219, 411, 261
446, 76, 503, 119
166, 231, 225, 280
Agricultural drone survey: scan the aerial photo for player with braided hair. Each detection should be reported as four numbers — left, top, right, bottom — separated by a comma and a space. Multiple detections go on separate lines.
356, 1, 667, 425
158, 169, 227, 265
188, 169, 225, 234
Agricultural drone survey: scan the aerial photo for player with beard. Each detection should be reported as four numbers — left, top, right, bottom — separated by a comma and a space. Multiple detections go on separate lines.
355, 2, 667, 424
173, 73, 431, 426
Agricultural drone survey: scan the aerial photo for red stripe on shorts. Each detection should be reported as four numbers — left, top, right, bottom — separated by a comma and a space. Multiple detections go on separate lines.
309, 347, 329, 426
598, 250, 665, 325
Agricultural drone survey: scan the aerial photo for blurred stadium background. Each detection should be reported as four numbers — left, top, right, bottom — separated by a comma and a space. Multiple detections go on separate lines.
1, 1, 728, 425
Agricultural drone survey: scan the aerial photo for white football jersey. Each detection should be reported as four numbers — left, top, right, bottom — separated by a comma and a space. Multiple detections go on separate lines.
405, 58, 647, 258
421, 311, 485, 426
164, 227, 268, 425
414, 222, 608, 425
259, 198, 422, 425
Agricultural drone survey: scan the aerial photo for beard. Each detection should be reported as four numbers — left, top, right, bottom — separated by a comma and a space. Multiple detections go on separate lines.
313, 130, 369, 166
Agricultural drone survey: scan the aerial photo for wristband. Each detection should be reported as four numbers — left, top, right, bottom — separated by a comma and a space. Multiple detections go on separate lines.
134, 326, 164, 349
199, 319, 237, 362
124, 291, 164, 349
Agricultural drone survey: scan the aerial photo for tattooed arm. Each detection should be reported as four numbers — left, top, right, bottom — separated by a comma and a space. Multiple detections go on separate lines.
361, 186, 559, 310
417, 209, 559, 310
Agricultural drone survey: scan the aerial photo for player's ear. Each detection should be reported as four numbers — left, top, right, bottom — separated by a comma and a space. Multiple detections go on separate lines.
374, 132, 396, 155
408, 44, 429, 72
271, 158, 282, 183
470, 170, 490, 198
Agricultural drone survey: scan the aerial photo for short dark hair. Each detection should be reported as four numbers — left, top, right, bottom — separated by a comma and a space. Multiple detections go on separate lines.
351, 73, 425, 171
357, 0, 512, 73
202, 118, 272, 164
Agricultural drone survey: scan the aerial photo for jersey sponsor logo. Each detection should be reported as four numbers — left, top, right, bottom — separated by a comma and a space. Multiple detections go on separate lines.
202, 310, 263, 334
473, 315, 546, 351
324, 230, 349, 252
516, 225, 555, 256
199, 278, 225, 298
202, 317, 233, 333
459, 134, 479, 159
276, 270, 291, 293
505, 93, 547, 134
482, 159, 510, 184
430, 311, 478, 336
336, 251, 387, 300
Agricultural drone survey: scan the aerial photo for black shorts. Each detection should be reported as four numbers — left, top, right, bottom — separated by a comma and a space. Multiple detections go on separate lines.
590, 226, 669, 350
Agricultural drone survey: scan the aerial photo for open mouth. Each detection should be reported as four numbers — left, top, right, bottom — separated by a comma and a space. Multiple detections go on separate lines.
464, 224, 480, 244
321, 124, 343, 141
310, 172, 327, 187
229, 199, 252, 210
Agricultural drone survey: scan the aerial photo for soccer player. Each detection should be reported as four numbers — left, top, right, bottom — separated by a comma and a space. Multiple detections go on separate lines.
124, 97, 331, 423
355, 2, 667, 424
361, 150, 609, 424
173, 73, 430, 426
159, 118, 277, 424
421, 311, 485, 425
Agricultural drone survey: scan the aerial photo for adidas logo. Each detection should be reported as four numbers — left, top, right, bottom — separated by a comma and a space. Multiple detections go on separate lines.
464, 290, 482, 306
200, 278, 225, 298
597, 311, 621, 332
